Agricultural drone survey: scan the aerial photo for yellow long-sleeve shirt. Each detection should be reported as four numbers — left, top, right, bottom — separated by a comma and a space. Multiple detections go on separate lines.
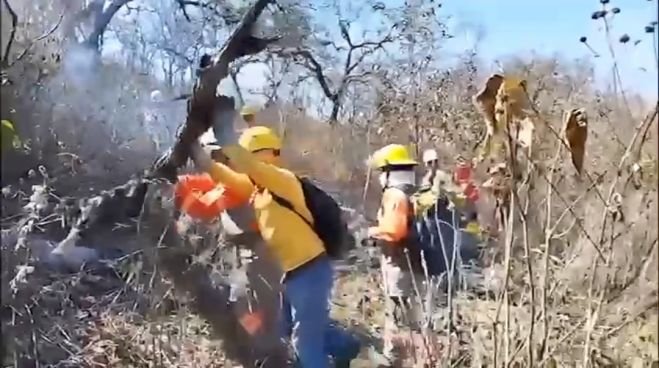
207, 146, 325, 272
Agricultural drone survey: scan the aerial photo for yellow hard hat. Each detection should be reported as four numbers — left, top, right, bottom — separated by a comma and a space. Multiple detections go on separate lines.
240, 105, 259, 116
238, 126, 282, 152
369, 144, 417, 169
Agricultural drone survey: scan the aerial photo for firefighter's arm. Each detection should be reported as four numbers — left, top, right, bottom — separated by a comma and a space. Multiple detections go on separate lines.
206, 163, 254, 202
222, 145, 306, 210
367, 192, 409, 242
190, 142, 254, 202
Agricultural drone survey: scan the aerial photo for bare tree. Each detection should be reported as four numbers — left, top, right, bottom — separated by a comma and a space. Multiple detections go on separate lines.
60, 0, 134, 50
275, 19, 397, 123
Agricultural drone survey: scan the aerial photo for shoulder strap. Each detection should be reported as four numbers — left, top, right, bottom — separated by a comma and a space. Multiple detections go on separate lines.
269, 179, 314, 229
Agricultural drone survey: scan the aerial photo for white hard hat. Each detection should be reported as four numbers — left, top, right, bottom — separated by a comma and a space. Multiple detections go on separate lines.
150, 90, 163, 102
422, 148, 438, 163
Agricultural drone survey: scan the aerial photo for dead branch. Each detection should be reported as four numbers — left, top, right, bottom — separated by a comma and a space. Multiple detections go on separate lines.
276, 48, 335, 100
140, 183, 289, 368
1, 0, 18, 68
176, 0, 238, 24
151, 0, 279, 181
30, 176, 288, 367
6, 13, 65, 68
159, 46, 195, 65
82, 0, 133, 49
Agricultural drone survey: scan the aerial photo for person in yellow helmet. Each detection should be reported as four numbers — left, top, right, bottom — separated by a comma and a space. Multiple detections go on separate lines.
367, 144, 431, 367
189, 126, 360, 368
240, 105, 258, 126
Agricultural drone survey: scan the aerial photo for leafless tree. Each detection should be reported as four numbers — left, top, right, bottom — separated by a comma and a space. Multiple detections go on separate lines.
275, 18, 397, 123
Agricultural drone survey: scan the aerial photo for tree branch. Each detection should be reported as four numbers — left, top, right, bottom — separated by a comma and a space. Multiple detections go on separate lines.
346, 24, 396, 72
174, 0, 193, 21
7, 13, 65, 68
339, 20, 352, 47
151, 0, 280, 181
274, 48, 336, 101
1, 0, 18, 67
175, 0, 234, 23
83, 0, 132, 49
159, 46, 195, 65
275, 23, 395, 124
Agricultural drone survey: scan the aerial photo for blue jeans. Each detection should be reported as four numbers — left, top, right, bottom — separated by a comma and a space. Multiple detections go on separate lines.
281, 256, 361, 368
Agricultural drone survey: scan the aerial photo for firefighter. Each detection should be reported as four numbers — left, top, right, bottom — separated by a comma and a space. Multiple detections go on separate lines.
367, 144, 427, 367
240, 105, 258, 127
189, 126, 360, 368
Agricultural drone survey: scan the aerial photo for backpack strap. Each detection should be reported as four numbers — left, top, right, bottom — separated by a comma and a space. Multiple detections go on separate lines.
269, 179, 315, 230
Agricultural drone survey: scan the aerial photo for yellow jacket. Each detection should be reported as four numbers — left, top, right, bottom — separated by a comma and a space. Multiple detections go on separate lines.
207, 146, 325, 272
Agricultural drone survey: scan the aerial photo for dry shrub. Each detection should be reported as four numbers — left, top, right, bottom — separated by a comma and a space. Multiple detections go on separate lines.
255, 54, 659, 366
1, 7, 183, 187
252, 104, 372, 209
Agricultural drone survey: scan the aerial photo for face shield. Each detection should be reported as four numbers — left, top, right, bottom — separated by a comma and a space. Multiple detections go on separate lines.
378, 172, 388, 188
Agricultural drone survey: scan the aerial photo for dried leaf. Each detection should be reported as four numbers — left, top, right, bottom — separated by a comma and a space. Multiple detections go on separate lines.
474, 75, 533, 162
495, 76, 531, 123
473, 74, 504, 136
563, 108, 588, 174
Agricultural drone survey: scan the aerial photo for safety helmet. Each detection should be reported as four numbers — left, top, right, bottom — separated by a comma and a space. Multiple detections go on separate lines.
369, 144, 417, 169
422, 148, 438, 164
150, 90, 163, 103
240, 105, 259, 116
238, 126, 282, 152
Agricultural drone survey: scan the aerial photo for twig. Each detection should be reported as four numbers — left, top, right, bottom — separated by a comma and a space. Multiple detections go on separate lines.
1, 0, 18, 67
601, 15, 633, 118
605, 237, 658, 304
518, 186, 535, 365
538, 317, 587, 366
494, 91, 533, 367
595, 105, 658, 252
603, 296, 658, 338
8, 13, 65, 67
538, 120, 563, 361
273, 23, 396, 123
582, 229, 614, 367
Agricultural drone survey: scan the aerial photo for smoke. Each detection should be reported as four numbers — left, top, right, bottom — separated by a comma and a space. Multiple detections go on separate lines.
61, 44, 100, 89
34, 41, 186, 180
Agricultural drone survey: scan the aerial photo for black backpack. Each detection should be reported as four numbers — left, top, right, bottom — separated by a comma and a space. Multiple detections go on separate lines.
270, 177, 349, 259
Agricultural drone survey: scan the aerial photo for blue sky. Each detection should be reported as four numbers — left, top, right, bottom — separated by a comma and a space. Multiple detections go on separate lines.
231, 0, 657, 109
104, 0, 658, 104
439, 0, 658, 99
